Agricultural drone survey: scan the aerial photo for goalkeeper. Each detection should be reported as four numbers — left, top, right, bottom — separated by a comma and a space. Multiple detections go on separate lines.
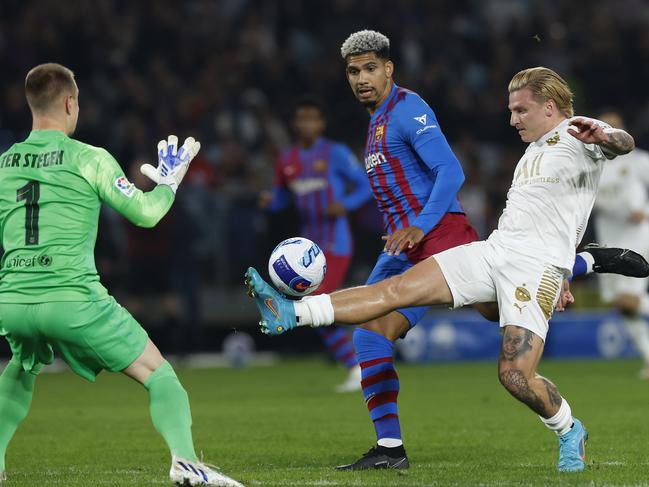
0, 63, 242, 487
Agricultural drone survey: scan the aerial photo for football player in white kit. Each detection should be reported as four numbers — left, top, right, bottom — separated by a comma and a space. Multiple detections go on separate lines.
246, 67, 636, 472
594, 111, 649, 378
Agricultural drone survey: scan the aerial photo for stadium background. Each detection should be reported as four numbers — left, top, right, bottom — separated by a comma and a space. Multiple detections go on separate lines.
1, 0, 649, 362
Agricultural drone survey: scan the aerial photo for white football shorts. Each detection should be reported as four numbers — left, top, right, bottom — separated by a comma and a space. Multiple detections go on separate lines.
434, 239, 567, 341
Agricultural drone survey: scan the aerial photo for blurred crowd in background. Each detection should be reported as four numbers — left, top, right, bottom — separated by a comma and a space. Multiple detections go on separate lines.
1, 0, 649, 349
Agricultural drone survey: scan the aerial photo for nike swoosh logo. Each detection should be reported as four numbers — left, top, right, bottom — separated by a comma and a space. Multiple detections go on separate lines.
265, 298, 280, 318
390, 458, 407, 468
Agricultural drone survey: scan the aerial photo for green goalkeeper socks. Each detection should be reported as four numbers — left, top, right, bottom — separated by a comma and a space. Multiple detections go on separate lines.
0, 358, 39, 471
144, 361, 198, 461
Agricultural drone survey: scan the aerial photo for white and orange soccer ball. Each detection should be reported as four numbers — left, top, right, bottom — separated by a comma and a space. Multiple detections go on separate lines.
268, 237, 327, 297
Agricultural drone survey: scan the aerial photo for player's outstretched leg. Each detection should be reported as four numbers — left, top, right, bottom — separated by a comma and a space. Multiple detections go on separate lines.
247, 256, 454, 333
577, 244, 649, 278
498, 326, 587, 472
0, 358, 41, 482
124, 340, 243, 486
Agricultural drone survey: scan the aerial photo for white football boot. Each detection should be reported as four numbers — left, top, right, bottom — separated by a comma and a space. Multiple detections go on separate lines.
169, 456, 244, 487
335, 364, 362, 393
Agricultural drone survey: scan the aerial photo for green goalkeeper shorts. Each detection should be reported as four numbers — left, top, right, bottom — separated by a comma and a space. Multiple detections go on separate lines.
0, 297, 148, 381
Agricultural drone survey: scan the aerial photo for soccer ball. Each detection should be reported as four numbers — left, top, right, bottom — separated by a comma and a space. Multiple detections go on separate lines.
268, 237, 327, 297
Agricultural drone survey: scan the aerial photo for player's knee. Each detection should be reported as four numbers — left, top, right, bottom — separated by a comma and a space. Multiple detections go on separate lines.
123, 339, 166, 384
615, 294, 640, 316
384, 265, 451, 307
142, 360, 183, 390
379, 274, 405, 303
498, 366, 530, 399
358, 320, 401, 342
359, 321, 389, 339
382, 273, 422, 308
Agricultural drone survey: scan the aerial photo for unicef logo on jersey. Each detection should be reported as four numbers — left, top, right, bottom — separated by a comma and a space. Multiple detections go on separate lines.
5, 254, 53, 268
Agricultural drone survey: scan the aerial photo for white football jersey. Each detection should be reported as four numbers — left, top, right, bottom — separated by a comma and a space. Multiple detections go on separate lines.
594, 147, 649, 251
490, 118, 608, 271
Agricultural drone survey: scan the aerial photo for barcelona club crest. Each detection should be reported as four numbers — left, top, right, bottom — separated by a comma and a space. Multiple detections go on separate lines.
374, 125, 385, 142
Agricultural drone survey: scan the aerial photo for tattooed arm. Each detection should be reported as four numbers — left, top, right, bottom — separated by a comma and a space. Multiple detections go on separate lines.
599, 128, 635, 158
568, 116, 635, 159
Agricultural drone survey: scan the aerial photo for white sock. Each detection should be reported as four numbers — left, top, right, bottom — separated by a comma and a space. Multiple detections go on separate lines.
377, 438, 403, 448
294, 294, 334, 327
577, 251, 594, 274
622, 316, 649, 365
540, 397, 573, 436
637, 295, 649, 317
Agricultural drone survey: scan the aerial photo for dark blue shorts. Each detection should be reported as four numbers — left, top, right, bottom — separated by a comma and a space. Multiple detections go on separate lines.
365, 251, 428, 326
366, 213, 479, 327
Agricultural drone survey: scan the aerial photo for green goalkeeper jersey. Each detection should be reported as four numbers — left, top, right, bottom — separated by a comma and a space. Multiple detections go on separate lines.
0, 130, 174, 303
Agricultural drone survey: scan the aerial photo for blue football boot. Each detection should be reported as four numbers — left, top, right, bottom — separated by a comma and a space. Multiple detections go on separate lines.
245, 267, 297, 335
557, 417, 588, 472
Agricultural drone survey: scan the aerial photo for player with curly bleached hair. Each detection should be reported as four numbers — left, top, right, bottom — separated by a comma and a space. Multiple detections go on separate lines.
340, 29, 390, 60
247, 31, 647, 474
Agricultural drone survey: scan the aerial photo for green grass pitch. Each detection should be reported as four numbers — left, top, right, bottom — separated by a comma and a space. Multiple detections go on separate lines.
5, 358, 649, 486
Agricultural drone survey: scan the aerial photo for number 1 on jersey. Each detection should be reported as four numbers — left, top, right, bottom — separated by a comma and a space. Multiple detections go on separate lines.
16, 180, 40, 245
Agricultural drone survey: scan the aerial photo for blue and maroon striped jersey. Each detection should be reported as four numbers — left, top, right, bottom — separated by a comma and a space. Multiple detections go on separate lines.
268, 137, 371, 256
364, 84, 465, 235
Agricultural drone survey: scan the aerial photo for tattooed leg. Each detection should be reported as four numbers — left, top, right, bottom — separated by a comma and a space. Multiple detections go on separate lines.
538, 375, 563, 409
497, 325, 562, 418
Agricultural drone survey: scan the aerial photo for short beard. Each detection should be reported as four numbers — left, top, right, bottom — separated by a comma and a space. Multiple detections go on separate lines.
358, 98, 377, 110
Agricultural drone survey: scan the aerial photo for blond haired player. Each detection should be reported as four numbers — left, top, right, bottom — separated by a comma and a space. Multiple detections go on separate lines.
594, 111, 649, 378
0, 63, 242, 487
247, 67, 635, 472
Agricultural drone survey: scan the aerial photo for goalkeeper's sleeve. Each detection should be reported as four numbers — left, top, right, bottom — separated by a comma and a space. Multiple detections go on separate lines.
81, 146, 175, 228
